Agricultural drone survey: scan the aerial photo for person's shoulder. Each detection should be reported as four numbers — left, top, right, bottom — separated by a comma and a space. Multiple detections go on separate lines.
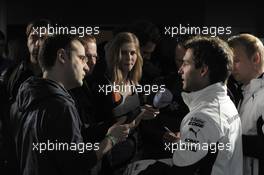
42, 96, 78, 119
36, 82, 75, 111
256, 86, 264, 97
185, 111, 213, 124
185, 111, 221, 131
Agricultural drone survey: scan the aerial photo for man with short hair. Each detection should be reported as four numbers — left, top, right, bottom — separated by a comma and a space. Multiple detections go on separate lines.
80, 35, 98, 75
2, 19, 52, 103
228, 33, 264, 175
171, 36, 242, 175
69, 35, 111, 143
10, 35, 130, 175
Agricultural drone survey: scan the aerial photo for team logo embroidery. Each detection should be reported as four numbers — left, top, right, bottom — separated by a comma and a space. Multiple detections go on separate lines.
189, 128, 200, 138
188, 117, 205, 128
227, 114, 239, 124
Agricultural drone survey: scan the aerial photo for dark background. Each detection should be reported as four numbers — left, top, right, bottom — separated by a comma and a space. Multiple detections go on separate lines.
0, 1, 262, 40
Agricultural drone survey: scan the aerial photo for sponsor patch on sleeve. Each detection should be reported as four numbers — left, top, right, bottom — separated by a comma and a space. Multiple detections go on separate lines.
188, 117, 205, 128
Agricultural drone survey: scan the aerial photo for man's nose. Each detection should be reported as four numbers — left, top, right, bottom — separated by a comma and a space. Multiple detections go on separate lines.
178, 66, 183, 75
89, 58, 96, 66
83, 63, 90, 74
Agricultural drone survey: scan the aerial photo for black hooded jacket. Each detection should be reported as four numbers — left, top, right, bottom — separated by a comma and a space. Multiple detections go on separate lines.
10, 76, 97, 175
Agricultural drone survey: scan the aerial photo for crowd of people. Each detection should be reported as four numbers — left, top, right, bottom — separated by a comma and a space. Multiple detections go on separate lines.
0, 19, 264, 175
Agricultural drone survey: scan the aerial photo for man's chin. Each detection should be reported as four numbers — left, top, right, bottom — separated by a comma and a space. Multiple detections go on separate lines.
78, 81, 83, 87
232, 76, 240, 83
72, 80, 83, 88
182, 87, 191, 93
80, 78, 86, 85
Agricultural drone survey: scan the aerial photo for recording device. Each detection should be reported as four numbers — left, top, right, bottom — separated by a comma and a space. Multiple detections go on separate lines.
153, 88, 173, 109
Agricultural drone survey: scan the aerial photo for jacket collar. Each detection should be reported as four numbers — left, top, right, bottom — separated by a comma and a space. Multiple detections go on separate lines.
242, 73, 264, 96
182, 82, 227, 111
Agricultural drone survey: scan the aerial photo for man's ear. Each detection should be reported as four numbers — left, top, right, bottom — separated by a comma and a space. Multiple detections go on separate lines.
200, 64, 209, 77
57, 49, 66, 64
252, 52, 261, 66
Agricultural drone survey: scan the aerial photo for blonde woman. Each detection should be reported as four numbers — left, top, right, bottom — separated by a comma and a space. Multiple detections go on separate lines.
94, 32, 158, 175
106, 32, 142, 86
105, 32, 157, 125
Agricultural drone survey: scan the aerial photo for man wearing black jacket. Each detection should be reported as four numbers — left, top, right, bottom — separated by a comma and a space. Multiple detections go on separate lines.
10, 35, 130, 175
0, 19, 52, 175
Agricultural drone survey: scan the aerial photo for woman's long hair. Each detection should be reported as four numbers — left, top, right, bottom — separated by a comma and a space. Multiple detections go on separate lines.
106, 32, 143, 85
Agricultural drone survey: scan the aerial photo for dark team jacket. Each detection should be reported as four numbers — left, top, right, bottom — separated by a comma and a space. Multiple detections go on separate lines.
0, 60, 35, 175
10, 77, 97, 175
